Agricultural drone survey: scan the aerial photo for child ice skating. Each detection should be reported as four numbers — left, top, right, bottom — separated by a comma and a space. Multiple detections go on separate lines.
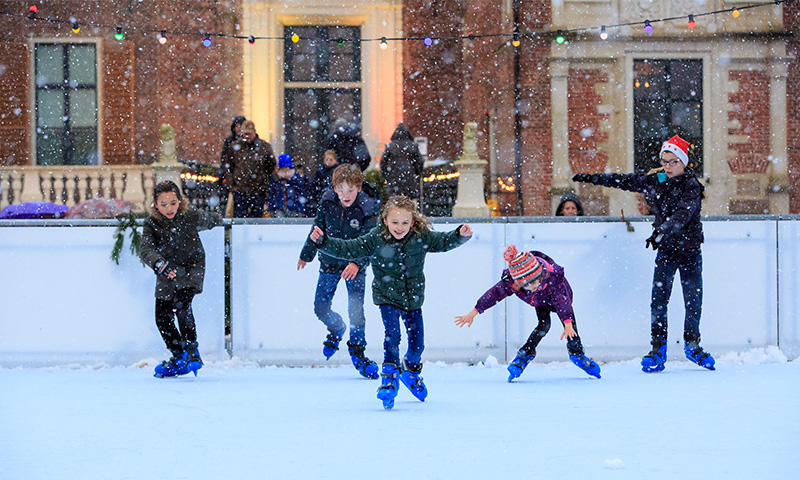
298, 164, 380, 379
310, 195, 472, 409
140, 181, 222, 378
572, 134, 715, 372
455, 246, 601, 381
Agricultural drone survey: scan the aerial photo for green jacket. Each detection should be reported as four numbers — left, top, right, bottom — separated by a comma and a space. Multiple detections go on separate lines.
140, 208, 223, 299
318, 225, 470, 310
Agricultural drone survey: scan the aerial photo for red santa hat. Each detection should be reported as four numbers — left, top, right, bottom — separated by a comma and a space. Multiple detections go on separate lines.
659, 135, 690, 166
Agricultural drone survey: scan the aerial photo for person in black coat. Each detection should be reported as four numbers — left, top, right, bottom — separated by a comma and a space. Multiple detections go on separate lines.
325, 118, 371, 171
381, 123, 424, 201
298, 164, 380, 379
572, 135, 715, 373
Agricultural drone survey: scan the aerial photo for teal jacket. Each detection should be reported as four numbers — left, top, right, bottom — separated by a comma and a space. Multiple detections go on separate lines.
317, 225, 471, 310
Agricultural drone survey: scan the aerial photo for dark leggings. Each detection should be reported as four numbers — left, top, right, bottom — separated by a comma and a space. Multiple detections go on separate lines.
155, 288, 197, 355
520, 306, 584, 357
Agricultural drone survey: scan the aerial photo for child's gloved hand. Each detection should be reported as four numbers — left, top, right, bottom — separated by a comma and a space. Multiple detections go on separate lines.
309, 226, 326, 247
572, 173, 594, 183
155, 260, 178, 280
645, 229, 663, 250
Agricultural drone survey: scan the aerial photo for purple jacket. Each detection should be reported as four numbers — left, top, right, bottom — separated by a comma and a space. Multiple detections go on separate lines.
474, 251, 575, 323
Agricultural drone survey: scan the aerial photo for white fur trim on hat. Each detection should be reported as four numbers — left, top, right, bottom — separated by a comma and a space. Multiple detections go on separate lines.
659, 136, 690, 166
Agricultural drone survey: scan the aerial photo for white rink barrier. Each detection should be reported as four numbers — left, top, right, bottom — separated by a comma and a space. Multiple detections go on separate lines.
0, 216, 798, 366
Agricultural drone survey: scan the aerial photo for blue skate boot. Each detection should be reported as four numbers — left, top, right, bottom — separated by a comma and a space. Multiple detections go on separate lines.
322, 324, 346, 360
641, 341, 667, 373
376, 363, 400, 410
347, 341, 379, 379
399, 360, 428, 402
684, 341, 715, 371
507, 349, 535, 382
154, 350, 188, 378
185, 341, 203, 376
570, 353, 601, 379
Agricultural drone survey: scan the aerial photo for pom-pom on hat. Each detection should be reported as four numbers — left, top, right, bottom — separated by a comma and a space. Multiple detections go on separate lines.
278, 154, 294, 168
503, 245, 544, 288
659, 135, 690, 166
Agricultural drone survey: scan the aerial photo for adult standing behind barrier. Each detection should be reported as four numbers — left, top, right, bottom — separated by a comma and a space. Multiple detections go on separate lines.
380, 123, 424, 201
220, 116, 246, 165
572, 134, 716, 373
222, 120, 276, 218
325, 118, 371, 171
554, 193, 584, 216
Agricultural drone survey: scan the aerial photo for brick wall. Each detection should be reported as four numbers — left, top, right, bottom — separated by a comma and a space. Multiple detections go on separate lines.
0, 0, 243, 166
727, 70, 771, 175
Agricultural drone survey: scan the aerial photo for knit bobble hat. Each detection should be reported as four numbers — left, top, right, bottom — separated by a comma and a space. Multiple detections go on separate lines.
659, 135, 690, 166
503, 245, 544, 287
278, 154, 294, 168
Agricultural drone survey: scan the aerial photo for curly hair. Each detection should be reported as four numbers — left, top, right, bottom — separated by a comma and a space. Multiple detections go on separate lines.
380, 194, 431, 237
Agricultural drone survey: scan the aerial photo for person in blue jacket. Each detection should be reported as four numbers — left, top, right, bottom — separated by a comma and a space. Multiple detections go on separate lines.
298, 164, 380, 378
572, 135, 715, 373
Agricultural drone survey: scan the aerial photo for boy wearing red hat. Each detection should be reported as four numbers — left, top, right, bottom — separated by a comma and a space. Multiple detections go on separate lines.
572, 135, 715, 373
455, 245, 601, 381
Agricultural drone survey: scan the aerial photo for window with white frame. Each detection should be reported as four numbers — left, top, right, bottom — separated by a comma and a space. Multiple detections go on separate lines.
633, 59, 703, 175
283, 26, 361, 169
34, 43, 98, 166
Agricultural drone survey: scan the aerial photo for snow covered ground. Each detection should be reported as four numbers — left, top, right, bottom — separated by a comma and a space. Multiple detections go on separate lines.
1, 347, 797, 480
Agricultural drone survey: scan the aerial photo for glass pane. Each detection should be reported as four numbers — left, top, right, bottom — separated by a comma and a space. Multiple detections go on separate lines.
36, 45, 64, 86
328, 28, 359, 81
286, 27, 319, 82
68, 45, 96, 86
71, 127, 98, 165
328, 90, 359, 128
669, 60, 702, 101
37, 89, 65, 127
36, 128, 64, 166
671, 101, 702, 139
69, 89, 97, 127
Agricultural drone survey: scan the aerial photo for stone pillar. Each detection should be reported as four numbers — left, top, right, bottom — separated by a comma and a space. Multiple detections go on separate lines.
767, 47, 791, 214
452, 122, 490, 217
549, 58, 573, 213
153, 123, 183, 186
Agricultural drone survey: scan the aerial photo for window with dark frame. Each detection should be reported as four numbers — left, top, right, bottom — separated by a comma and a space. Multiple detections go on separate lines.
633, 59, 703, 176
284, 26, 361, 170
34, 43, 98, 166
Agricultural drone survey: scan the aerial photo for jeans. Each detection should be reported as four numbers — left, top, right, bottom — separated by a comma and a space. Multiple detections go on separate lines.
313, 272, 367, 346
650, 250, 703, 346
232, 191, 266, 218
379, 305, 424, 367
521, 306, 584, 357
155, 288, 197, 355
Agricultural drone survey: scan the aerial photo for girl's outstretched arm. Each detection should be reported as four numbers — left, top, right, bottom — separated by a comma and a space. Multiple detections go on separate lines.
454, 308, 479, 328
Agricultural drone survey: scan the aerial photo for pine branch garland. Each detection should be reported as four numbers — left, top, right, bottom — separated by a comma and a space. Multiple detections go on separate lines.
111, 212, 144, 266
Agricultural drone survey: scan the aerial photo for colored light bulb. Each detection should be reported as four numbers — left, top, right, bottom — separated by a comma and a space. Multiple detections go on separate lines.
732, 8, 740, 18
115, 27, 124, 41
600, 26, 608, 40
688, 15, 696, 29
291, 34, 299, 43
555, 30, 565, 44
203, 34, 211, 47
72, 23, 80, 33
424, 36, 433, 46
248, 35, 255, 44
379, 37, 388, 50
644, 20, 653, 34
158, 30, 167, 44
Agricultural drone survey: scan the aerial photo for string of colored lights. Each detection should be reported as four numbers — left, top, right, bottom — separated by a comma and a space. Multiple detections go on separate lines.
4, 0, 788, 47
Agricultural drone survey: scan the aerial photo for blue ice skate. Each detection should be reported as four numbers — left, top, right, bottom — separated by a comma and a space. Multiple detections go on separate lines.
347, 342, 379, 379
377, 363, 400, 410
322, 325, 346, 360
684, 342, 715, 371
154, 351, 188, 378
185, 341, 203, 376
507, 349, 535, 382
641, 341, 667, 373
399, 360, 427, 402
570, 353, 601, 379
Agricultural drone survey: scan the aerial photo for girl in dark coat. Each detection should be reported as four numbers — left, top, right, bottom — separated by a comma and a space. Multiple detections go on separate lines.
572, 135, 715, 373
309, 195, 472, 409
455, 246, 600, 381
380, 123, 424, 200
140, 181, 223, 377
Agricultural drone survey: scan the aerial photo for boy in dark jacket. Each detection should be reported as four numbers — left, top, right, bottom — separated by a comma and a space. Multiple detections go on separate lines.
455, 246, 601, 381
298, 164, 380, 378
572, 135, 715, 372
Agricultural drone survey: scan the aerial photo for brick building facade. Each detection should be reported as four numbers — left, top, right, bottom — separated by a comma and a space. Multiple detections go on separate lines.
1, 0, 798, 216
